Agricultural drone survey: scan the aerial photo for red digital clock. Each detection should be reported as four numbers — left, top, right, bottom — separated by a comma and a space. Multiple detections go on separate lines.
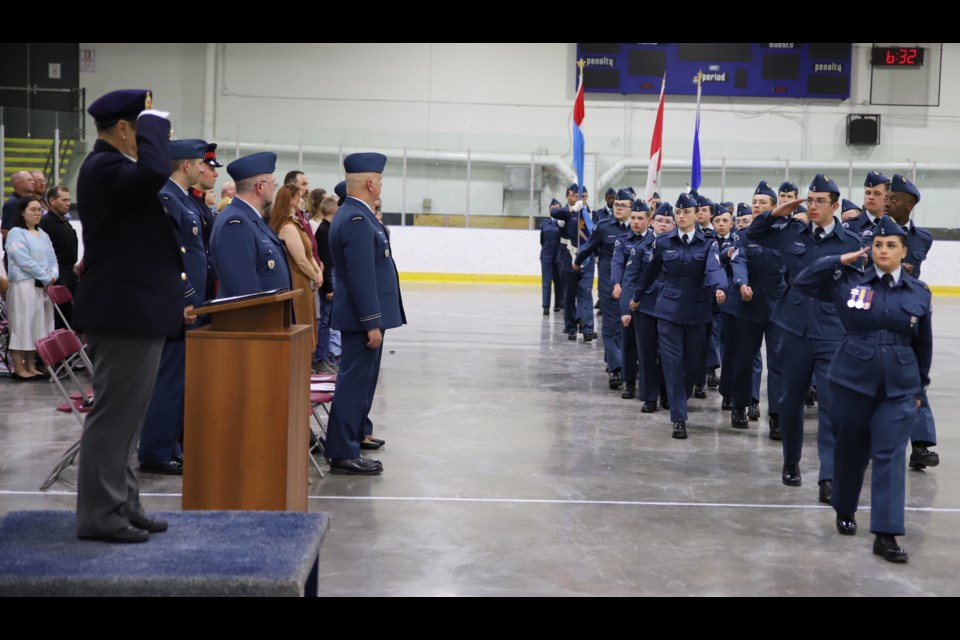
871, 46, 925, 67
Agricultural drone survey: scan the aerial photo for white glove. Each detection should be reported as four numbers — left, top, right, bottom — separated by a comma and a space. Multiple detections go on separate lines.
571, 200, 584, 213
557, 219, 565, 227
566, 243, 578, 260
139, 109, 170, 120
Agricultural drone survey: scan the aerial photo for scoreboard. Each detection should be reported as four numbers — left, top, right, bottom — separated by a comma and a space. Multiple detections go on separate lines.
576, 43, 852, 100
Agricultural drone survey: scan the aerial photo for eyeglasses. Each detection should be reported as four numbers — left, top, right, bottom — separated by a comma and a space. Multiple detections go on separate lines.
613, 203, 631, 209
805, 198, 832, 206
255, 180, 278, 189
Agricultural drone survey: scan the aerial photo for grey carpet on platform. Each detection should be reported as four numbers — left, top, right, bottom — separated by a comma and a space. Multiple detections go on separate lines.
0, 510, 330, 597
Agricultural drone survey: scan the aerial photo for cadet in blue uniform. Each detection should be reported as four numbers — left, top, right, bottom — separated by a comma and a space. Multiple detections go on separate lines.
791, 216, 932, 563
745, 175, 862, 503
693, 194, 720, 396
630, 193, 727, 439
883, 176, 938, 470
209, 152, 292, 297
324, 153, 406, 475
777, 181, 799, 208
74, 89, 186, 542
551, 184, 595, 341
593, 187, 616, 225
613, 199, 652, 399
575, 188, 631, 388
539, 200, 563, 315
843, 171, 888, 236
840, 199, 862, 223
712, 205, 747, 423
138, 139, 210, 475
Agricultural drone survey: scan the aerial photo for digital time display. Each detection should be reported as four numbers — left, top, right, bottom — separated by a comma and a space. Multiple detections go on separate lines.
871, 47, 925, 67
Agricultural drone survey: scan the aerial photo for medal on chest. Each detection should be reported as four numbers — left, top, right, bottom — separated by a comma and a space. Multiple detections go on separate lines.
847, 286, 874, 310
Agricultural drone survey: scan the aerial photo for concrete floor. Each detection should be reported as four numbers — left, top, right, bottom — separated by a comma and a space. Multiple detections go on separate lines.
2, 283, 959, 596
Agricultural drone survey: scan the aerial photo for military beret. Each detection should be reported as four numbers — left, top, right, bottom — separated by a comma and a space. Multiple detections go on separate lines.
632, 200, 650, 212
841, 199, 861, 213
737, 203, 752, 216
654, 202, 674, 218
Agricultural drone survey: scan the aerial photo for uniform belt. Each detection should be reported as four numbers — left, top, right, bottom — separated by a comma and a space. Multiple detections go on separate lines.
750, 274, 785, 286
847, 330, 912, 346
664, 277, 702, 286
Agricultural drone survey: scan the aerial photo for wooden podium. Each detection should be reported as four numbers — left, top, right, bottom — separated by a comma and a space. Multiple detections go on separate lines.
182, 290, 311, 512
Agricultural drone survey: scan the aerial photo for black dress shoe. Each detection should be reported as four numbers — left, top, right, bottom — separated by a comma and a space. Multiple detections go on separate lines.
721, 396, 732, 411
659, 396, 670, 410
909, 445, 940, 470
568, 331, 577, 341
608, 370, 622, 389
129, 513, 169, 533
874, 534, 908, 563
79, 525, 150, 544
782, 463, 801, 487
805, 386, 817, 407
693, 385, 707, 399
173, 454, 184, 464
553, 305, 562, 312
706, 369, 720, 388
748, 402, 760, 420
819, 479, 832, 504
584, 331, 598, 342
672, 421, 687, 439
641, 400, 658, 413
769, 414, 782, 440
731, 408, 748, 429
542, 307, 550, 316
621, 384, 635, 400
367, 437, 385, 446
835, 514, 857, 536
360, 440, 382, 450
139, 460, 183, 475
328, 457, 383, 475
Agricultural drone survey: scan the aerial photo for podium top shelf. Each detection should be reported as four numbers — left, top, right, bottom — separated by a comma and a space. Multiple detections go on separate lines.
192, 289, 301, 333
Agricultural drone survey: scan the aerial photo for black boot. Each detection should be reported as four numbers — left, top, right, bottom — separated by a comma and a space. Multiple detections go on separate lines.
621, 383, 635, 400
873, 534, 908, 563
731, 408, 748, 429
782, 462, 801, 487
768, 414, 782, 440
747, 401, 760, 420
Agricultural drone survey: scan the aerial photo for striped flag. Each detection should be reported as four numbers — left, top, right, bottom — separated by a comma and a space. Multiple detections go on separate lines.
645, 73, 666, 202
573, 59, 592, 233
691, 70, 703, 191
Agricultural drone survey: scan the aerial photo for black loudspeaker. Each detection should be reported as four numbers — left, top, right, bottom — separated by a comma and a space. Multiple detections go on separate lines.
847, 114, 880, 146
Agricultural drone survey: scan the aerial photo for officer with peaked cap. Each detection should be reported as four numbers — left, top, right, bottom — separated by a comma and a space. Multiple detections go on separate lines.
790, 215, 932, 563
324, 152, 405, 475
137, 138, 210, 476
883, 175, 938, 470
209, 152, 292, 297
190, 142, 222, 299
74, 89, 186, 542
745, 174, 862, 503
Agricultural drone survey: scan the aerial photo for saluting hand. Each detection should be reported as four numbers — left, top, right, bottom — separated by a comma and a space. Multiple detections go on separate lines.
715, 289, 727, 304
771, 198, 804, 218
840, 245, 871, 266
740, 284, 753, 301
366, 327, 383, 350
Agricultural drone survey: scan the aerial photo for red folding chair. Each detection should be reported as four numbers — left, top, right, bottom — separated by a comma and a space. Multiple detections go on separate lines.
46, 286, 92, 377
35, 334, 89, 490
308, 373, 336, 477
51, 329, 94, 405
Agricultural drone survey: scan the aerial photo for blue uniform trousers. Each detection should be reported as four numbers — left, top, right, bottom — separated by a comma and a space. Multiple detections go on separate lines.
699, 317, 722, 387
562, 270, 579, 333
325, 330, 385, 459
138, 338, 185, 465
634, 311, 661, 402
540, 261, 562, 309
621, 314, 638, 385
597, 263, 621, 372
779, 332, 840, 481
830, 383, 914, 535
911, 390, 936, 446
658, 319, 708, 422
577, 258, 595, 333
732, 319, 778, 411
314, 293, 334, 364
717, 314, 735, 398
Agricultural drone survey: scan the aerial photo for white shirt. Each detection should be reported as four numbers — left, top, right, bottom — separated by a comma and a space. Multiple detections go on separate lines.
876, 265, 902, 286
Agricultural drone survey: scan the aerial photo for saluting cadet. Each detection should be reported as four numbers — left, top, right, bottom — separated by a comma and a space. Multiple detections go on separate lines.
730, 181, 786, 434
551, 184, 595, 342
324, 153, 406, 475
209, 152, 292, 297
745, 175, 862, 504
843, 171, 888, 236
790, 216, 932, 563
74, 89, 185, 542
539, 199, 564, 315
138, 138, 210, 476
883, 176, 938, 470
630, 193, 727, 439
575, 188, 631, 388
612, 199, 652, 399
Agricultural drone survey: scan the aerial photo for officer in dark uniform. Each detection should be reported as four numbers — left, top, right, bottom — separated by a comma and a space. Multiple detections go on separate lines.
593, 187, 616, 225
324, 152, 406, 475
790, 216, 932, 563
730, 181, 786, 433
745, 175, 862, 503
883, 175, 938, 470
630, 193, 727, 438
613, 199, 652, 399
74, 89, 186, 542
575, 188, 632, 388
843, 171, 888, 236
539, 199, 563, 315
138, 139, 209, 476
190, 142, 222, 300
551, 184, 595, 341
209, 152, 292, 297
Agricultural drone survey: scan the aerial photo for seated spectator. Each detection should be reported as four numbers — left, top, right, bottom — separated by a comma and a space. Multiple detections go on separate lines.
3, 196, 58, 380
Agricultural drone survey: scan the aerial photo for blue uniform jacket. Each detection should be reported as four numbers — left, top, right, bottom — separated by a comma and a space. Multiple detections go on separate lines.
329, 196, 406, 332
791, 255, 932, 399
730, 235, 787, 324
611, 230, 646, 287
73, 115, 186, 339
620, 230, 656, 316
539, 217, 562, 263
209, 197, 292, 298
159, 180, 207, 309
715, 233, 739, 316
633, 228, 727, 325
841, 212, 882, 237
746, 212, 862, 340
859, 219, 933, 279
592, 205, 612, 225
574, 217, 628, 268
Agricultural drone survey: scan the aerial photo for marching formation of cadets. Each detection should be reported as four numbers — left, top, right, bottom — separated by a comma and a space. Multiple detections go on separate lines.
542, 172, 936, 563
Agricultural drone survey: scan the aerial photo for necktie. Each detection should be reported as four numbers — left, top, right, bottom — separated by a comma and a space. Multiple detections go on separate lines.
814, 227, 825, 242
681, 234, 689, 245
882, 273, 895, 288
901, 225, 909, 234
